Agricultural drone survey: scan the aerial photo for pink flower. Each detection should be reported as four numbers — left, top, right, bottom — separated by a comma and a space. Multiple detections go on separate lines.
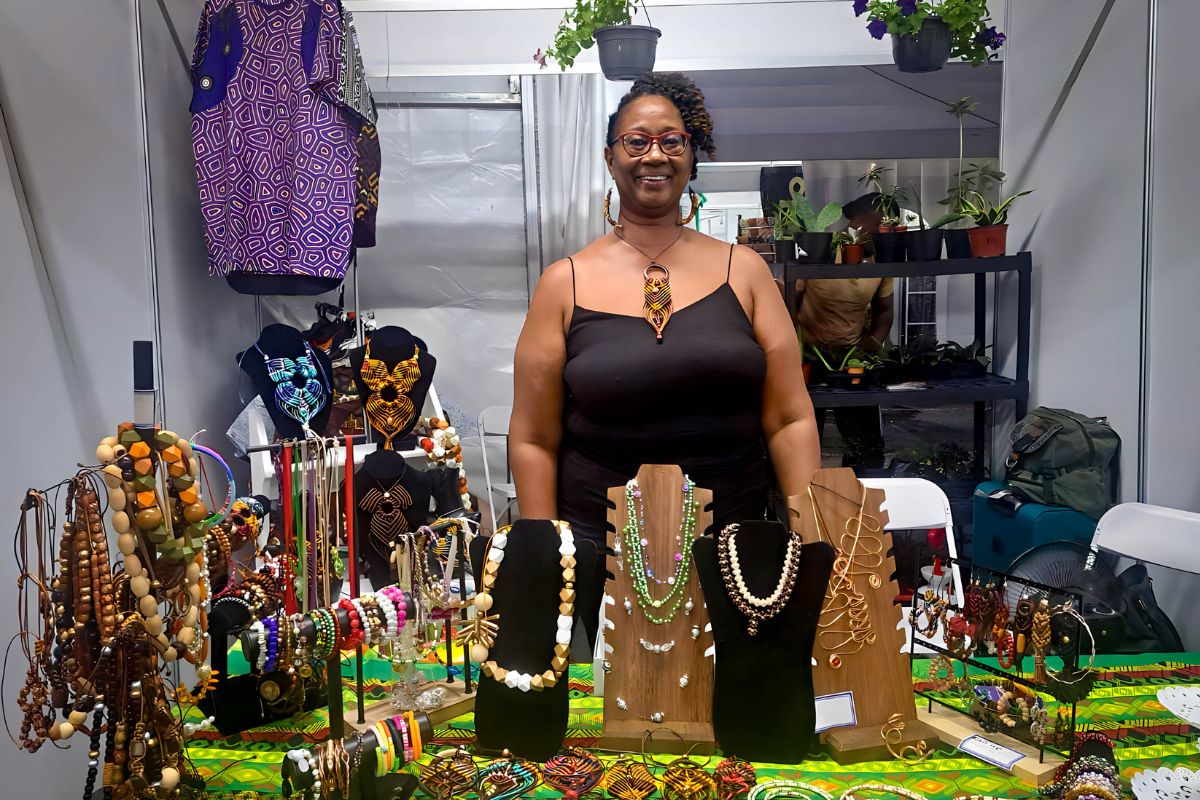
533, 48, 548, 68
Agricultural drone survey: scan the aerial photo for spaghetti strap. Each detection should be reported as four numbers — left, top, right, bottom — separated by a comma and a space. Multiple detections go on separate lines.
568, 257, 576, 305
726, 243, 734, 283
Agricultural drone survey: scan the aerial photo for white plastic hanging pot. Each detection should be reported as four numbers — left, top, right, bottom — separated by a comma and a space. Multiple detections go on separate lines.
594, 25, 661, 81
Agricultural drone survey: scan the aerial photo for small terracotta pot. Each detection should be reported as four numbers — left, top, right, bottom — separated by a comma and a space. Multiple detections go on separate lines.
848, 366, 865, 386
842, 244, 864, 265
968, 224, 1008, 258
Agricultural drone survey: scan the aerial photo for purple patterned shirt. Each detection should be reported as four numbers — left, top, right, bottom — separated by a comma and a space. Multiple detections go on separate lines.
190, 0, 356, 279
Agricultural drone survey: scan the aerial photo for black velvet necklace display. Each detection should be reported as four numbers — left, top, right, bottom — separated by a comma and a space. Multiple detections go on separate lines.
349, 326, 436, 450
238, 323, 334, 440
352, 450, 456, 589
692, 520, 836, 763
468, 519, 599, 761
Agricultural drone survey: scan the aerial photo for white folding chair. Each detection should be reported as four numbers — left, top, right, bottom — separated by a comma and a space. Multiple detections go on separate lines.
1091, 502, 1200, 574
859, 477, 965, 654
477, 405, 517, 535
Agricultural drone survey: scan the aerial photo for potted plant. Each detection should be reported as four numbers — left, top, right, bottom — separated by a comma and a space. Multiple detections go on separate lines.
771, 199, 802, 265
808, 345, 877, 389
876, 334, 939, 384
905, 183, 955, 261
833, 228, 871, 265
959, 189, 1033, 257
860, 167, 909, 263
929, 339, 991, 380
942, 163, 1005, 258
790, 194, 843, 264
856, 1, 1006, 73
538, 0, 660, 80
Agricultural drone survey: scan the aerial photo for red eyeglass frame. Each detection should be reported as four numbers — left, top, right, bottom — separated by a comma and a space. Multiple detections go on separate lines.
609, 130, 692, 157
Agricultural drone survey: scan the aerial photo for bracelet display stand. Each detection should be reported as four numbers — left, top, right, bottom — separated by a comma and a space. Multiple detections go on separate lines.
786, 467, 935, 764
598, 464, 716, 754
909, 549, 1077, 784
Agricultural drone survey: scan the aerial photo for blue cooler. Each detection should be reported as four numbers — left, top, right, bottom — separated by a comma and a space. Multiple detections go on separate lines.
970, 481, 1097, 572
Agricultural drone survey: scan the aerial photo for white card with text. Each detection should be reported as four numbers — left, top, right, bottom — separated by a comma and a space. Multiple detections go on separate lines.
958, 735, 1024, 771
814, 692, 857, 733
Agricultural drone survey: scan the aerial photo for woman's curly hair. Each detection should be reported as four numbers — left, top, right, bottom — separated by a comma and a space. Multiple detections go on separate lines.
606, 72, 715, 180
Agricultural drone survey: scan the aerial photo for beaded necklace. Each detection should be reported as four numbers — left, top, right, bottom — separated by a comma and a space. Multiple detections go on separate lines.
716, 523, 802, 636
623, 476, 698, 625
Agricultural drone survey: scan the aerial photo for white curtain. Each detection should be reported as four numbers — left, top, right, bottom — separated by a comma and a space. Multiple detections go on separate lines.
533, 73, 607, 268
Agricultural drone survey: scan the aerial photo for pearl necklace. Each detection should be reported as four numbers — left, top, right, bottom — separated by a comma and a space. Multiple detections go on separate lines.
461, 522, 576, 692
623, 476, 698, 625
717, 523, 803, 636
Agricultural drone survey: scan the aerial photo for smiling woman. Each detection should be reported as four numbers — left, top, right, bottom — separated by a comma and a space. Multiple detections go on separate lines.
508, 72, 822, 650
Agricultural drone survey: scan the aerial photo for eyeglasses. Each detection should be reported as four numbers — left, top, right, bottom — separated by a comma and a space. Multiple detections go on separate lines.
610, 130, 691, 158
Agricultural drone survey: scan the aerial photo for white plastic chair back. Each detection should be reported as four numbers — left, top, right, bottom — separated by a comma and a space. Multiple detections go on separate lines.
477, 405, 515, 535
1092, 502, 1200, 574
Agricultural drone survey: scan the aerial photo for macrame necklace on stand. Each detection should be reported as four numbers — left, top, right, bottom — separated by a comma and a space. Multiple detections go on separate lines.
617, 227, 684, 342
611, 475, 700, 724
256, 342, 327, 431
360, 342, 421, 449
360, 477, 413, 562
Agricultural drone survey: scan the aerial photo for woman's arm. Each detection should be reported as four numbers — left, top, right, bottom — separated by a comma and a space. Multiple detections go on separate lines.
509, 260, 573, 519
739, 247, 821, 497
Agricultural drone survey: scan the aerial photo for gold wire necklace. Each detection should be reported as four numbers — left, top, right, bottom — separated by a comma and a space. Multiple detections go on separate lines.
617, 226, 685, 342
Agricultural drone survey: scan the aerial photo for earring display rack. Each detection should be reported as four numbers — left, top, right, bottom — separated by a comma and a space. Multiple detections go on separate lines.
909, 548, 1082, 783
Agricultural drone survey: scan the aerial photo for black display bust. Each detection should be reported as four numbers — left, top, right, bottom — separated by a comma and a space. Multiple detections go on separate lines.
348, 326, 436, 449
238, 323, 333, 440
692, 520, 835, 763
468, 519, 598, 761
352, 449, 456, 589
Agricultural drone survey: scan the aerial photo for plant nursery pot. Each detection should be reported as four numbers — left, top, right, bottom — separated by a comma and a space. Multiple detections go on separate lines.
847, 366, 865, 386
873, 231, 907, 263
794, 232, 834, 263
841, 244, 865, 265
944, 228, 972, 259
775, 240, 795, 265
968, 224, 1009, 258
892, 17, 951, 73
905, 229, 944, 261
594, 25, 661, 81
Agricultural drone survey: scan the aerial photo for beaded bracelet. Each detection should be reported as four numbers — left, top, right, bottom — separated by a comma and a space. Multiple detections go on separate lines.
748, 779, 835, 800
350, 599, 372, 644
311, 608, 335, 660
263, 616, 279, 672
390, 714, 411, 765
251, 620, 268, 671
338, 599, 362, 647
838, 784, 928, 800
373, 592, 398, 640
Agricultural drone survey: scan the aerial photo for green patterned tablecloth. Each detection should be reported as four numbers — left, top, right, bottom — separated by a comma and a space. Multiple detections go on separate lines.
186, 652, 1200, 799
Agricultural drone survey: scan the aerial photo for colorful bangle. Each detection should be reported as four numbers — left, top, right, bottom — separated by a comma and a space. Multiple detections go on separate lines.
406, 710, 422, 761
397, 715, 412, 765
374, 721, 392, 777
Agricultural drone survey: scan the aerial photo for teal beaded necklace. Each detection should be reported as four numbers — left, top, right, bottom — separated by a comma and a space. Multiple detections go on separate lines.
622, 476, 699, 625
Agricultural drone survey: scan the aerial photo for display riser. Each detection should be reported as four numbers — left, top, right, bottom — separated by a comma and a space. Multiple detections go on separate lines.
348, 683, 476, 733
596, 720, 716, 755
916, 702, 1063, 785
823, 718, 939, 764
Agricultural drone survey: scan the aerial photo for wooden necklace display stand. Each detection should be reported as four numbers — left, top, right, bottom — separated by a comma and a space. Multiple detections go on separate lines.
598, 464, 716, 754
788, 468, 936, 764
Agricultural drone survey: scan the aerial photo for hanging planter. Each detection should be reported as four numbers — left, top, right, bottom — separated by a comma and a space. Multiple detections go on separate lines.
537, 1, 661, 81
594, 25, 661, 80
892, 16, 950, 73
855, 1, 1006, 70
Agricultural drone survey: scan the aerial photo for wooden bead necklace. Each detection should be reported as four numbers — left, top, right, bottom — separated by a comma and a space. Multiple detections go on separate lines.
716, 523, 803, 636
462, 522, 576, 692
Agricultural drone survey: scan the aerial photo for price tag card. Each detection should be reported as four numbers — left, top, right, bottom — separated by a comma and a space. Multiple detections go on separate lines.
814, 692, 857, 733
958, 735, 1024, 771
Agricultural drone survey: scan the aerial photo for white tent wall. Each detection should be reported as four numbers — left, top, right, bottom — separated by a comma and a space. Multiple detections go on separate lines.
0, 0, 247, 790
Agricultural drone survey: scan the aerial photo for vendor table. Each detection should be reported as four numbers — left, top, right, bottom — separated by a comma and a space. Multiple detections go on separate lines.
186, 652, 1200, 799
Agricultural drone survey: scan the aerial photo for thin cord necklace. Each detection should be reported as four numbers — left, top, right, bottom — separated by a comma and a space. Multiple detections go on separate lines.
617, 226, 685, 342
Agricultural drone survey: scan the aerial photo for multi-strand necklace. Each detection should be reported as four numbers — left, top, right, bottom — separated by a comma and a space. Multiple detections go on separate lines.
622, 476, 698, 625
717, 523, 803, 636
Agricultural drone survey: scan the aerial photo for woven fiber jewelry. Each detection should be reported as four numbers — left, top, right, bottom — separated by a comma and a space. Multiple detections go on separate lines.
359, 342, 421, 449
714, 758, 757, 800
606, 758, 657, 800
1032, 597, 1052, 683
543, 746, 606, 799
837, 784, 928, 800
662, 757, 717, 800
477, 754, 543, 800
748, 780, 834, 800
615, 226, 684, 342
717, 523, 803, 636
419, 747, 478, 798
469, 522, 576, 691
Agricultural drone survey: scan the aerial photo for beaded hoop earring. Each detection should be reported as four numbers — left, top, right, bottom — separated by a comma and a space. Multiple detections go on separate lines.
678, 189, 700, 226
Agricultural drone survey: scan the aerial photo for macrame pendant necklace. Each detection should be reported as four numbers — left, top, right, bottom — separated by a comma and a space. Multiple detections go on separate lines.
618, 227, 684, 343
360, 478, 413, 558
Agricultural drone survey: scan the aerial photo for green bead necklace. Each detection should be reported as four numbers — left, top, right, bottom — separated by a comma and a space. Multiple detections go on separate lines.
622, 476, 698, 625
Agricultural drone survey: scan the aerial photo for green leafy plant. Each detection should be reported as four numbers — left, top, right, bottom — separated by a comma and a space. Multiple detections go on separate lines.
793, 195, 844, 234
940, 161, 1006, 214
937, 339, 991, 368
893, 441, 975, 481
858, 167, 907, 222
772, 200, 803, 240
958, 189, 1033, 226
832, 228, 872, 253
538, 0, 649, 70
856, 1, 1005, 66
878, 335, 941, 369
806, 344, 865, 373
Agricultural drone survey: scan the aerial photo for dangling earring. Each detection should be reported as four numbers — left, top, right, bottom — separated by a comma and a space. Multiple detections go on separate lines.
604, 188, 623, 229
677, 189, 699, 226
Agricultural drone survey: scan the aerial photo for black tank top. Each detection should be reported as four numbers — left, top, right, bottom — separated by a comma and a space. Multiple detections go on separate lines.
558, 244, 771, 647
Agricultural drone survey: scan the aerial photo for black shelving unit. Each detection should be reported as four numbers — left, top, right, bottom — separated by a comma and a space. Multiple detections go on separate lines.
781, 253, 1032, 478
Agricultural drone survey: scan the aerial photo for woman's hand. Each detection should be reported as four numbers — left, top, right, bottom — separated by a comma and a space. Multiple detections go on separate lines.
509, 260, 573, 520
